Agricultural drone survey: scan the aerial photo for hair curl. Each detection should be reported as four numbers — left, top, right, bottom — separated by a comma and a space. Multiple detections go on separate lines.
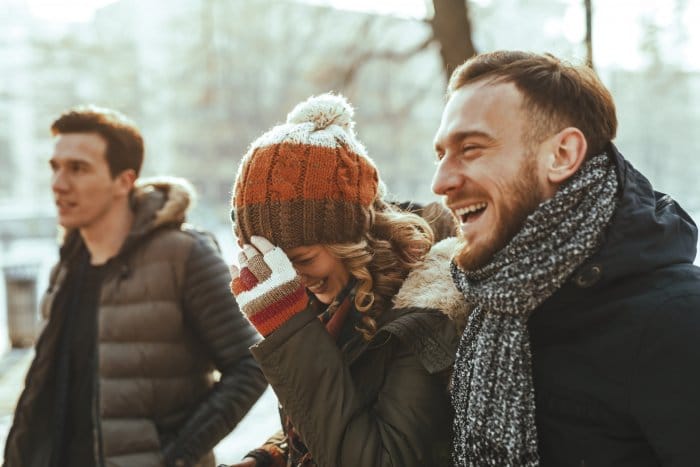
326, 198, 433, 340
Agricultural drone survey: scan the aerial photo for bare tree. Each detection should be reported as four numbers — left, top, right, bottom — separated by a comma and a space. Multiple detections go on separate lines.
584, 0, 593, 68
338, 0, 478, 84
430, 0, 477, 77
339, 20, 434, 88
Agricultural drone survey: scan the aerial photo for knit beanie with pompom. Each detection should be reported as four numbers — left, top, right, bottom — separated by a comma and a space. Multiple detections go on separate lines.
232, 93, 379, 249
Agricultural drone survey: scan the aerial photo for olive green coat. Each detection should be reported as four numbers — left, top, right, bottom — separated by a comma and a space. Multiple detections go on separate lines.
251, 238, 465, 467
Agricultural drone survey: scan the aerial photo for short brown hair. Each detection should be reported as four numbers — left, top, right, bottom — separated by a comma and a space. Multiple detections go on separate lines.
448, 51, 617, 157
51, 105, 144, 177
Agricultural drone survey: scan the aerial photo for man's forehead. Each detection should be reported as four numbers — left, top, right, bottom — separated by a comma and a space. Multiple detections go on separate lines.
447, 80, 522, 116
436, 81, 524, 142
52, 132, 106, 158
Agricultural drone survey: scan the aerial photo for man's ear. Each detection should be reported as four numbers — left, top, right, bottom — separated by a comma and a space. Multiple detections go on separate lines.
546, 127, 587, 184
115, 169, 137, 197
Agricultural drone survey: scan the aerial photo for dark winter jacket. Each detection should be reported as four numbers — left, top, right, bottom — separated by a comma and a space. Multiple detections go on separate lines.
4, 179, 268, 467
443, 144, 700, 466
528, 144, 700, 466
245, 239, 463, 467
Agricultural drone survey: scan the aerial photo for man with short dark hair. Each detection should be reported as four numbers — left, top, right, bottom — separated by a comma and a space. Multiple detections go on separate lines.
432, 51, 700, 466
4, 106, 267, 467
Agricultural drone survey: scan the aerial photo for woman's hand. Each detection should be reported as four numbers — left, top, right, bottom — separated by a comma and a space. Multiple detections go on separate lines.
230, 236, 308, 336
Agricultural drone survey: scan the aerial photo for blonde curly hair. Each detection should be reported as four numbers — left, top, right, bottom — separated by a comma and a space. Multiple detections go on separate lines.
326, 198, 433, 339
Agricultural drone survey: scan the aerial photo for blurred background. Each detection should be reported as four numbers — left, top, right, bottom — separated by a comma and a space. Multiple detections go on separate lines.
1, 0, 699, 463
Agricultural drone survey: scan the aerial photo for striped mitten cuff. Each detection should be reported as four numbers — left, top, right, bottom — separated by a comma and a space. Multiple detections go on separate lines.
231, 247, 308, 337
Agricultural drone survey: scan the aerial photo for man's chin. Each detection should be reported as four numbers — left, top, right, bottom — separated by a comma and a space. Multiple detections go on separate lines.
57, 217, 80, 230
453, 235, 473, 270
453, 235, 491, 271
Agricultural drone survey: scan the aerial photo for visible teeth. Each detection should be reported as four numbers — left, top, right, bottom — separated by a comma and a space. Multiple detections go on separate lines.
308, 279, 325, 290
454, 202, 487, 217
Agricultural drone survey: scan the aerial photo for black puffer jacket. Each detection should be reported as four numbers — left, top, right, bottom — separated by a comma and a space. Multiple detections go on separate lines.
528, 144, 700, 466
4, 179, 268, 467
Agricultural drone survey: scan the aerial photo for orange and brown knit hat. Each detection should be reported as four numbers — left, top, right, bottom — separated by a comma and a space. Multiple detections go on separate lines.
232, 93, 379, 249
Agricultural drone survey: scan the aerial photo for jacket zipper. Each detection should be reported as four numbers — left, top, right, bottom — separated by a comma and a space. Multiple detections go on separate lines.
92, 275, 106, 467
92, 346, 106, 467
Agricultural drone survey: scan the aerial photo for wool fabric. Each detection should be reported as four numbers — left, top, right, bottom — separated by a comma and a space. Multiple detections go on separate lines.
232, 93, 379, 249
233, 247, 308, 336
450, 153, 619, 466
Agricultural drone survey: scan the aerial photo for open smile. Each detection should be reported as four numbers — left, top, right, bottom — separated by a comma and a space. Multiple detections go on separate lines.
306, 279, 326, 293
454, 202, 487, 224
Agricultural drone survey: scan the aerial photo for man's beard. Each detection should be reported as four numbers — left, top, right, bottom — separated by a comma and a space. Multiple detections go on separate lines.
454, 155, 545, 271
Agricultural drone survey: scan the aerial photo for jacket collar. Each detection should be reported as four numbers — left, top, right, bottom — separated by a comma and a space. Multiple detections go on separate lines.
568, 143, 698, 290
335, 238, 468, 369
393, 237, 470, 332
59, 177, 195, 263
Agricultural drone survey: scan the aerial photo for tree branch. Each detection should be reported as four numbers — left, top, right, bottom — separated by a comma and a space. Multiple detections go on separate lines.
340, 34, 435, 87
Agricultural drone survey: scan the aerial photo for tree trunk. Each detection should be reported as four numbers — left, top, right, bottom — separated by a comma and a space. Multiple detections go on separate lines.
430, 0, 477, 78
584, 0, 594, 68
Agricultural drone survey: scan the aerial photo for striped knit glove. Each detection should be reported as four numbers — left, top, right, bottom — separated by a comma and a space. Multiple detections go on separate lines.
230, 236, 309, 337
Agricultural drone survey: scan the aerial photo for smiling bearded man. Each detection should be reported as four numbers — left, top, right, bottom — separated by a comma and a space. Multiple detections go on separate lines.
430, 51, 700, 467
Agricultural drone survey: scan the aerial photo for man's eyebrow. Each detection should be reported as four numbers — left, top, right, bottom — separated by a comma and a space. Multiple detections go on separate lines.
50, 154, 93, 163
435, 130, 496, 151
451, 130, 496, 144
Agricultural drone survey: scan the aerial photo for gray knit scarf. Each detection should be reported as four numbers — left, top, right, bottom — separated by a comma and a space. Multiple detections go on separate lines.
450, 153, 618, 466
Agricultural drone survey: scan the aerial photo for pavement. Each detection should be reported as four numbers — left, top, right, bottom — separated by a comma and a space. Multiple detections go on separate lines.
0, 347, 279, 464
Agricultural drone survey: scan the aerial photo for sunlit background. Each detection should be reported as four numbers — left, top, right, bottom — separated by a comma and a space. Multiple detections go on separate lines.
1, 0, 699, 462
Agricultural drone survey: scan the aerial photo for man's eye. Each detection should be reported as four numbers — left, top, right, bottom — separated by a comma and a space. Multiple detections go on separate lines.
294, 258, 313, 266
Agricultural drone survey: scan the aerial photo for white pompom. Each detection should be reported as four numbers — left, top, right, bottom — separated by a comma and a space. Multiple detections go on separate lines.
286, 93, 355, 130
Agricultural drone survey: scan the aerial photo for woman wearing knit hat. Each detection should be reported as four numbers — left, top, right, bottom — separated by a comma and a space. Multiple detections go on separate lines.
223, 93, 462, 467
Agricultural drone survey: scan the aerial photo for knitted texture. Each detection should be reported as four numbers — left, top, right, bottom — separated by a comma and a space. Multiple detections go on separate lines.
232, 93, 379, 249
450, 153, 619, 466
232, 247, 308, 337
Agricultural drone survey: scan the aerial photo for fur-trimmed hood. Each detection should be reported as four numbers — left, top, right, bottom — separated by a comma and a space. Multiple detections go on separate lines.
130, 176, 196, 234
393, 236, 471, 333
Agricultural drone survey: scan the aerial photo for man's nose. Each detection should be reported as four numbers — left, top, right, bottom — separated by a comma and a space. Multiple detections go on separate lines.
432, 155, 464, 196
51, 169, 69, 193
